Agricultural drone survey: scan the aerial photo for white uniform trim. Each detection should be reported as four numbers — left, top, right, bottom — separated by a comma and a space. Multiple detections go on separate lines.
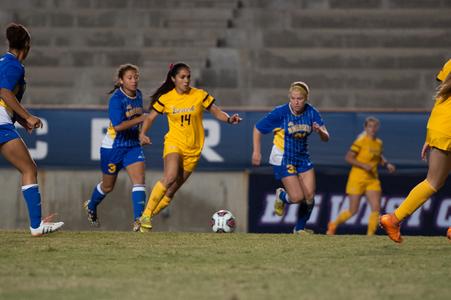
269, 145, 283, 166
101, 134, 114, 149
0, 107, 13, 125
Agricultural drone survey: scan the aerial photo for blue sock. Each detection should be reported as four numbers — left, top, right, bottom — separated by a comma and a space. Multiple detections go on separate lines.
132, 184, 146, 220
22, 184, 42, 229
88, 183, 106, 211
294, 199, 314, 231
280, 190, 291, 204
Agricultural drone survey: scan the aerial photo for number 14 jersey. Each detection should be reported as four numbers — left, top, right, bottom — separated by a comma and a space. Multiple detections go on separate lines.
152, 87, 215, 156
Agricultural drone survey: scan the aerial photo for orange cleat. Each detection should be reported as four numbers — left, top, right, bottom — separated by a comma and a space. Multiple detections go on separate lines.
447, 227, 451, 240
380, 214, 403, 243
326, 222, 337, 235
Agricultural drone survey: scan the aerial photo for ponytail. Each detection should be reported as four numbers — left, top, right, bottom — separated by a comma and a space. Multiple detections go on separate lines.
108, 82, 121, 94
150, 62, 190, 109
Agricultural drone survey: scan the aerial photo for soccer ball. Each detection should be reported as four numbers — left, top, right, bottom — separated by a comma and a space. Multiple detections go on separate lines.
210, 209, 236, 233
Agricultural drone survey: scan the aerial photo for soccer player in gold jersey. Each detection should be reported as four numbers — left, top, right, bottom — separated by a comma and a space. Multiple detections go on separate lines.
327, 117, 395, 236
138, 62, 241, 231
381, 60, 451, 242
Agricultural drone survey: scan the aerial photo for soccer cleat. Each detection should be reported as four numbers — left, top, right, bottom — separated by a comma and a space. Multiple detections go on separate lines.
380, 213, 403, 243
326, 222, 337, 235
293, 228, 314, 235
132, 219, 141, 232
447, 227, 451, 240
138, 215, 152, 232
30, 214, 64, 236
274, 188, 286, 216
83, 200, 100, 227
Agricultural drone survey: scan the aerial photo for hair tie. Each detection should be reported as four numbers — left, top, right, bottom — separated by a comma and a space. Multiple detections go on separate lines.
168, 63, 174, 70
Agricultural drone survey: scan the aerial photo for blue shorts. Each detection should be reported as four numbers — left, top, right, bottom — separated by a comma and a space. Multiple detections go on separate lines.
0, 123, 20, 144
100, 146, 145, 175
273, 161, 314, 180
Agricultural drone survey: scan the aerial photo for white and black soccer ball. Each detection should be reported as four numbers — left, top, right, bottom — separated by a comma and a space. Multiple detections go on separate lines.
210, 209, 236, 233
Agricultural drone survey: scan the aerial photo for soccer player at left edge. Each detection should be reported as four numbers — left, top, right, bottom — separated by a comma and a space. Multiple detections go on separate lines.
0, 23, 64, 236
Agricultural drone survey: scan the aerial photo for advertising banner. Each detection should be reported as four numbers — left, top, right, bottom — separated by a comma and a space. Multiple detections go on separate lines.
0, 108, 430, 171
248, 171, 451, 236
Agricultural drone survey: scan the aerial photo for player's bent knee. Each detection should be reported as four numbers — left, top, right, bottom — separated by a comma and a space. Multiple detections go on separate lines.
101, 185, 114, 194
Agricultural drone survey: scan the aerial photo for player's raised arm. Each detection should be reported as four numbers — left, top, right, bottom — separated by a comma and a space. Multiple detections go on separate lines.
208, 104, 242, 124
139, 110, 159, 145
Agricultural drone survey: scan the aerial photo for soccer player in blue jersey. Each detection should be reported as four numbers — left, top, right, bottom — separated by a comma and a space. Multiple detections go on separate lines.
0, 23, 64, 236
252, 81, 329, 234
84, 64, 147, 231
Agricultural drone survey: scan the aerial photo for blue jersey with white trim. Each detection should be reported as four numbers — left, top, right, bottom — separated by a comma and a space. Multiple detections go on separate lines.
107, 88, 144, 148
0, 52, 26, 124
256, 103, 324, 165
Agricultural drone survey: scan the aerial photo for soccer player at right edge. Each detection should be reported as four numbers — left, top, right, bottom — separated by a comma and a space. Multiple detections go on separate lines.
380, 59, 451, 242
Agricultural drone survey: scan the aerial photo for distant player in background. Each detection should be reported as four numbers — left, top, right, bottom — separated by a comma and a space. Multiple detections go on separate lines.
327, 117, 396, 236
0, 23, 64, 236
252, 81, 330, 234
381, 60, 451, 242
138, 62, 241, 232
84, 64, 147, 231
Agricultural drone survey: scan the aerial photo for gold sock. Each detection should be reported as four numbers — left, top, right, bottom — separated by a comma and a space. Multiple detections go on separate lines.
152, 195, 172, 217
142, 181, 167, 218
394, 180, 436, 222
334, 210, 353, 226
367, 211, 380, 235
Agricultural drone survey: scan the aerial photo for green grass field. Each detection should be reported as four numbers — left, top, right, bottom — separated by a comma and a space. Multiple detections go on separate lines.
0, 231, 449, 300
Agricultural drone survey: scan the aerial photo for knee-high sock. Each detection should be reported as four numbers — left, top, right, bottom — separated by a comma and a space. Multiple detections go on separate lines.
142, 181, 167, 218
367, 211, 379, 235
22, 184, 42, 229
152, 195, 172, 217
131, 184, 146, 221
294, 199, 314, 231
333, 210, 352, 226
394, 179, 436, 222
279, 190, 292, 204
88, 183, 106, 211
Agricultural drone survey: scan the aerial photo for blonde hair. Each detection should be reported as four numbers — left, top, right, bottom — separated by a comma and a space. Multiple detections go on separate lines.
364, 116, 380, 127
436, 73, 451, 101
289, 81, 309, 98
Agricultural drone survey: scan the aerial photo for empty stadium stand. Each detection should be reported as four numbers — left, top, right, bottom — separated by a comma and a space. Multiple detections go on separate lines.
0, 0, 450, 109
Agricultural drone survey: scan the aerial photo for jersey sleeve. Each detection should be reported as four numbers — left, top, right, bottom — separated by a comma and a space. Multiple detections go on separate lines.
108, 97, 124, 127
255, 108, 282, 134
350, 137, 363, 153
201, 92, 215, 110
152, 98, 165, 114
0, 65, 23, 91
311, 107, 325, 126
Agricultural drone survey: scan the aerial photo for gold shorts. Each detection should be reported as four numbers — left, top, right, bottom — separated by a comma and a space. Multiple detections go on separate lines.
163, 143, 200, 173
426, 129, 451, 152
346, 177, 381, 195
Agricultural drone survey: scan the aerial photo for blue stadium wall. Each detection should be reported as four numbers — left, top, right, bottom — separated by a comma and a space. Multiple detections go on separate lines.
1, 108, 449, 235
0, 108, 430, 170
